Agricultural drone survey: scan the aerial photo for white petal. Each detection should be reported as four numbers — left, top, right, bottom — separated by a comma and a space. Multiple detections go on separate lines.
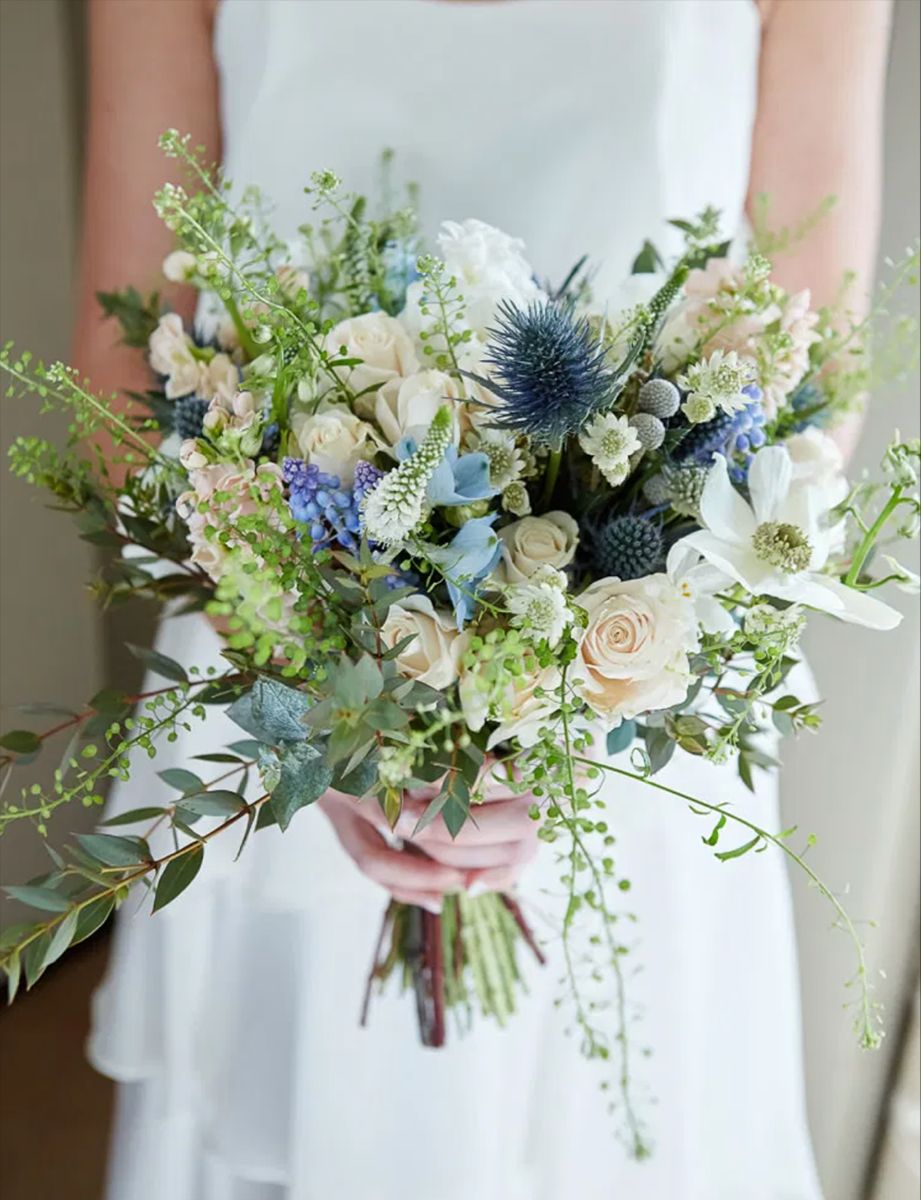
699, 456, 756, 544
696, 595, 737, 637
748, 446, 793, 524
665, 540, 700, 580
804, 575, 904, 630
679, 531, 775, 594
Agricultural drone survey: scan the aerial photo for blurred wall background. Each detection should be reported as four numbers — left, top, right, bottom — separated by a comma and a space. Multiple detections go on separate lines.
0, 2, 918, 1198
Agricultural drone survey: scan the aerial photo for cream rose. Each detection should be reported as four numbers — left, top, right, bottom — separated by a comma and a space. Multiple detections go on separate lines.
380, 594, 465, 690
495, 512, 579, 584
459, 658, 561, 750
290, 405, 383, 484
325, 311, 419, 395
573, 574, 699, 729
372, 369, 464, 448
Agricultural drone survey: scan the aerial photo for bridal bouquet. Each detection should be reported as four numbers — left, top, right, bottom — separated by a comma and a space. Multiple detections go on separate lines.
1, 132, 918, 1153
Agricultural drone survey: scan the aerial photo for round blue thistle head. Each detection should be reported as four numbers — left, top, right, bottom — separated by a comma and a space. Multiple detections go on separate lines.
482, 300, 616, 447
589, 515, 664, 581
174, 396, 210, 441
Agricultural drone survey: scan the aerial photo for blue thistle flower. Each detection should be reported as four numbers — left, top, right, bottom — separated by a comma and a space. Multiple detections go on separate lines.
481, 301, 616, 447
174, 396, 210, 440
261, 422, 281, 458
588, 515, 663, 581
674, 386, 766, 483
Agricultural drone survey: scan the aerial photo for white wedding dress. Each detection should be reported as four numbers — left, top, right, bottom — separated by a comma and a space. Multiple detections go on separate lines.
89, 3, 825, 1197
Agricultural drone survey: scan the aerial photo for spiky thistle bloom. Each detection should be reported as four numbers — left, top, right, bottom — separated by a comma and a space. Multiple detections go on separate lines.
482, 300, 617, 447
590, 515, 663, 580
362, 406, 452, 546
174, 396, 210, 440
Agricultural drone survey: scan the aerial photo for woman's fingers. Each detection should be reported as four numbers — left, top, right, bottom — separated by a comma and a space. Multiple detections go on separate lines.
417, 837, 537, 870
404, 795, 537, 847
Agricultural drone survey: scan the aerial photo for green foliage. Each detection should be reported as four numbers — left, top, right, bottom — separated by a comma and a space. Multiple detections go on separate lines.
96, 287, 162, 348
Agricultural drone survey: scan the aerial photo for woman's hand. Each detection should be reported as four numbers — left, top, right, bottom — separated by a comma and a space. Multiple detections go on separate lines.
318, 771, 540, 912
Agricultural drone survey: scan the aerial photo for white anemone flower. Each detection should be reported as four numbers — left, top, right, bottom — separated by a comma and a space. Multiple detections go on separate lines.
674, 447, 902, 630
666, 541, 736, 637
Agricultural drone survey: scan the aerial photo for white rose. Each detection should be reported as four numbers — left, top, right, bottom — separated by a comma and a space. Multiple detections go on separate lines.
380, 594, 465, 690
459, 658, 560, 750
373, 369, 462, 448
325, 311, 419, 395
291, 405, 383, 484
495, 512, 579, 584
437, 219, 545, 335
573, 574, 699, 729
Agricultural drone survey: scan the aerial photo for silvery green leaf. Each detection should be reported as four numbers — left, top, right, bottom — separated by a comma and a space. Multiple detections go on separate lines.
606, 720, 637, 756
227, 678, 312, 744
269, 741, 333, 831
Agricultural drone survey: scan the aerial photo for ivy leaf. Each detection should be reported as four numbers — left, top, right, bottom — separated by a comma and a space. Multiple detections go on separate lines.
76, 833, 151, 867
152, 846, 204, 912
227, 678, 312, 744
269, 742, 333, 832
0, 730, 41, 755
126, 643, 189, 684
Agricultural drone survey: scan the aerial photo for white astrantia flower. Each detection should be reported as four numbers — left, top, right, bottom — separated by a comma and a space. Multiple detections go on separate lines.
506, 581, 571, 648
674, 447, 902, 630
466, 426, 526, 490
578, 412, 642, 487
677, 349, 757, 421
502, 480, 532, 517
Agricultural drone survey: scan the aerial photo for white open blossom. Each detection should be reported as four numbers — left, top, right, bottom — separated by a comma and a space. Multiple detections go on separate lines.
466, 426, 526, 490
677, 349, 757, 423
666, 541, 736, 637
148, 313, 239, 402
506, 581, 571, 648
578, 412, 642, 486
674, 447, 902, 630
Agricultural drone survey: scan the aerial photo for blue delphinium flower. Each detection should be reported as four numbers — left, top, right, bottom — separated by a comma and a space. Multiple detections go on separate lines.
481, 300, 616, 447
675, 385, 766, 483
424, 515, 503, 628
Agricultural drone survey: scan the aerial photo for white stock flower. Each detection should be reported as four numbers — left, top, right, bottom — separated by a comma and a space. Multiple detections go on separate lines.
572, 574, 700, 729
436, 218, 545, 335
379, 594, 466, 689
675, 447, 902, 630
162, 250, 198, 283
578, 412, 642, 486
495, 512, 579, 584
325, 311, 419, 395
291, 405, 383, 485
148, 313, 238, 401
506, 581, 570, 648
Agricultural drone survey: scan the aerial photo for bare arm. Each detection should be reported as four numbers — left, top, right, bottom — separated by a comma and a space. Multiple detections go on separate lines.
748, 0, 893, 459
73, 0, 221, 412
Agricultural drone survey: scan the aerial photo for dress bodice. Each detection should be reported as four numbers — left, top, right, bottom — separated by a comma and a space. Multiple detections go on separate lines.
214, 0, 760, 298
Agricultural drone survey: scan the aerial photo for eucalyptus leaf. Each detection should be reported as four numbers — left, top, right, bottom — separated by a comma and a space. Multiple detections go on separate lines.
158, 768, 205, 795
4, 885, 71, 912
269, 741, 333, 832
607, 720, 637, 756
76, 833, 152, 867
153, 846, 204, 912
71, 896, 115, 946
180, 791, 246, 817
42, 910, 79, 969
126, 643, 189, 684
227, 678, 312, 744
101, 807, 167, 827
0, 730, 41, 755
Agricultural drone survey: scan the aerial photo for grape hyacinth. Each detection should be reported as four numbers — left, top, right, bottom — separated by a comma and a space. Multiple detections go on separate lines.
675, 386, 766, 483
482, 300, 616, 447
282, 457, 362, 550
